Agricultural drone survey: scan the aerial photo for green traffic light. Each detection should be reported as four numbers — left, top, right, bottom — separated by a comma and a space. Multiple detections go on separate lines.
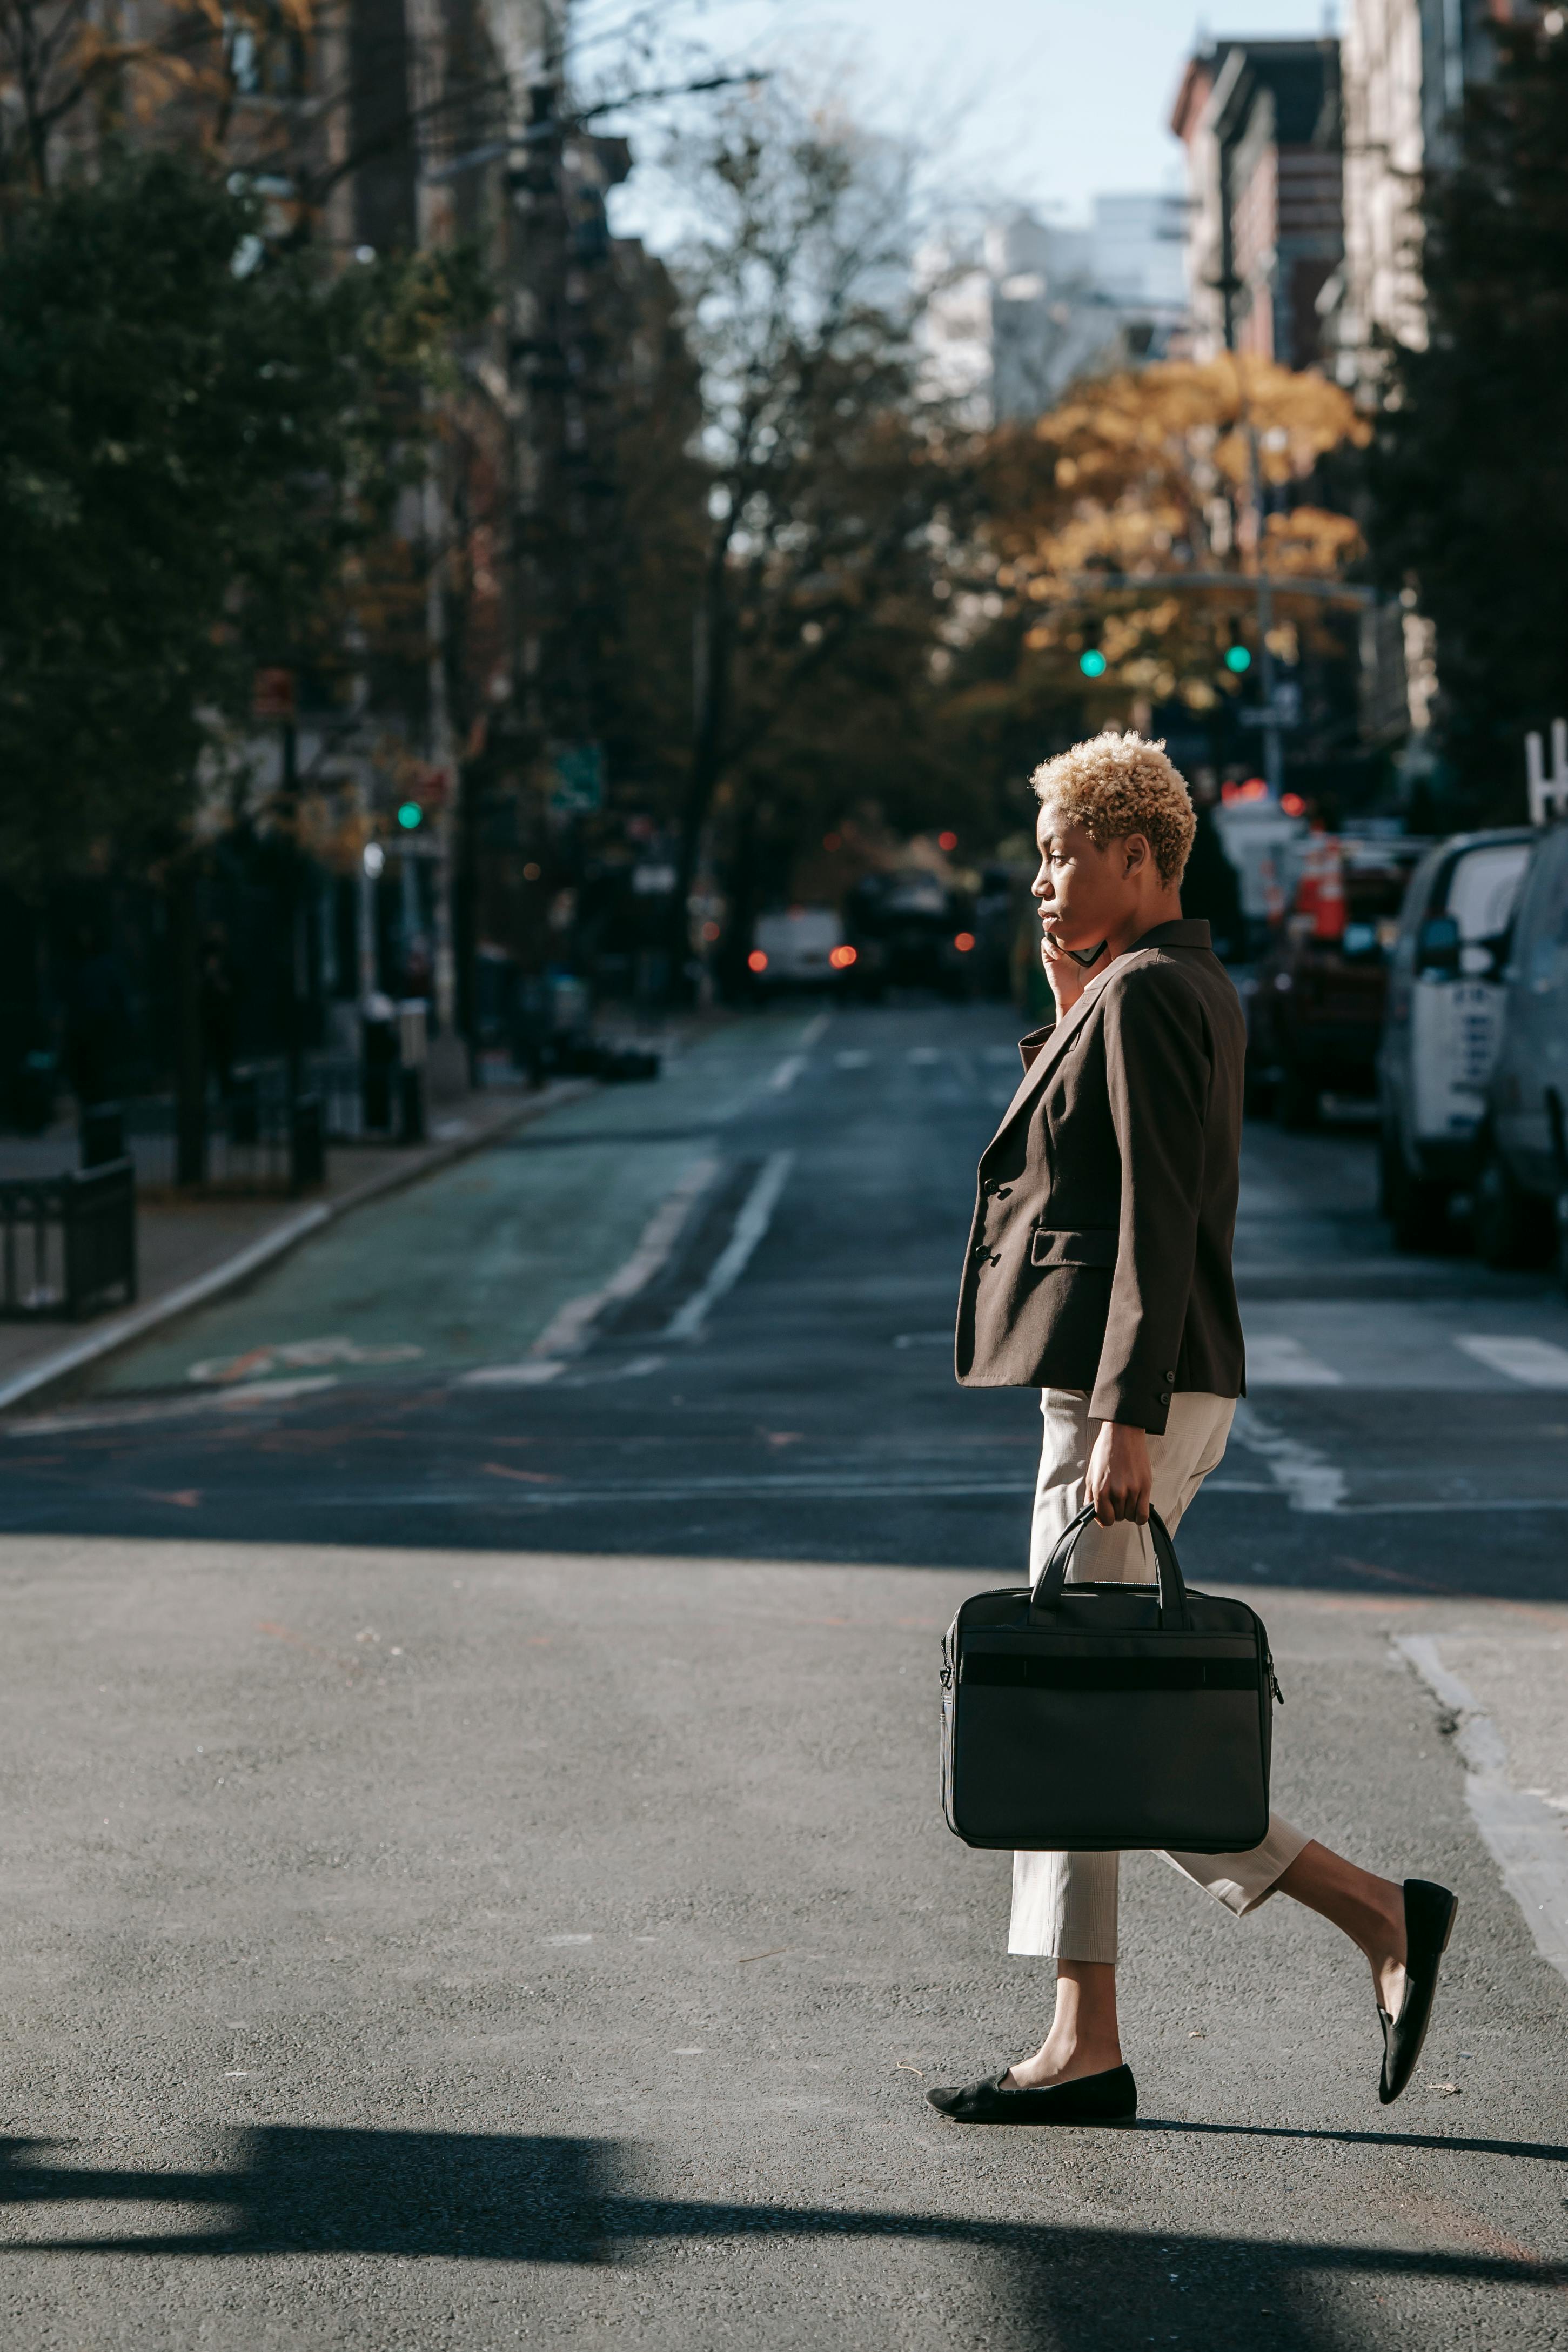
1225, 645, 1252, 673
1078, 649, 1107, 679
397, 801, 423, 829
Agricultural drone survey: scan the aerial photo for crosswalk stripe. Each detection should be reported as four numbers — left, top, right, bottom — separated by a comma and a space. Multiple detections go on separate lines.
1456, 1336, 1568, 1389
1245, 1336, 1344, 1386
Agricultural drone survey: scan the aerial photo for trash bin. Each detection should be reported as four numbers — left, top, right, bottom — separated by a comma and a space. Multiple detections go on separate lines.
361, 994, 397, 1131
79, 1101, 125, 1169
397, 1000, 428, 1144
290, 1093, 325, 1193
14, 1050, 57, 1136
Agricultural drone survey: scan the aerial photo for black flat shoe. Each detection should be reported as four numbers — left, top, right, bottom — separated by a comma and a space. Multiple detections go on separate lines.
1378, 1878, 1459, 2106
926, 2063, 1137, 2126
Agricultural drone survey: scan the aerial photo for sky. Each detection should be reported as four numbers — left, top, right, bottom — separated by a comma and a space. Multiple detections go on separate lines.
586, 0, 1342, 238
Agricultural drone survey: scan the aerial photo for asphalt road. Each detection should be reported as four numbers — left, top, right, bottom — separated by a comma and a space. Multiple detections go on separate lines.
6, 1001, 1568, 1590
2, 1000, 1567, 2347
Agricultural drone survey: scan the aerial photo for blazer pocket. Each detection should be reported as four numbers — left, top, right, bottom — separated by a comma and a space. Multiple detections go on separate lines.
1030, 1227, 1118, 1269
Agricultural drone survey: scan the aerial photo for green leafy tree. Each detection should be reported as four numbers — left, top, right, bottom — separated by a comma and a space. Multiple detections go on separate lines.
1369, 21, 1568, 808
0, 146, 477, 890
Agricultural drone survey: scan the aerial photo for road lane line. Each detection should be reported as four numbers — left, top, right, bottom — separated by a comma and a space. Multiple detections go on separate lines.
1397, 1636, 1568, 1990
527, 1153, 722, 1361
458, 1362, 567, 1388
665, 1152, 796, 1341
1231, 1401, 1348, 1513
1456, 1336, 1568, 1389
1245, 1336, 1345, 1386
767, 1054, 807, 1092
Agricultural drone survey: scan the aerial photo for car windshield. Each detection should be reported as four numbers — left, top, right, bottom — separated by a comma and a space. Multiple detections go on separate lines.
1445, 843, 1530, 940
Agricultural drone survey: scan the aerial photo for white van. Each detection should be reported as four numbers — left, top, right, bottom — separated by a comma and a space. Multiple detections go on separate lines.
1377, 828, 1534, 1248
749, 907, 855, 989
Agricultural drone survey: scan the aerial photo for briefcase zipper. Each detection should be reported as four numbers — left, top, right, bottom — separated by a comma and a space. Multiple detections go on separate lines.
1267, 1651, 1284, 1706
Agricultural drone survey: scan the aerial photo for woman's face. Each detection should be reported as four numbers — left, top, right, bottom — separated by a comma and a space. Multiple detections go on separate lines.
1031, 810, 1140, 954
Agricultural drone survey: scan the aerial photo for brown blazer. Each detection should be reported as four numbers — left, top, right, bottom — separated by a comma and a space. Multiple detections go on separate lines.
954, 918, 1246, 1434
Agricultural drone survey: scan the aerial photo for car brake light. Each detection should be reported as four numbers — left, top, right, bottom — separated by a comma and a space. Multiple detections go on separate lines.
829, 944, 857, 969
747, 950, 768, 973
954, 932, 975, 953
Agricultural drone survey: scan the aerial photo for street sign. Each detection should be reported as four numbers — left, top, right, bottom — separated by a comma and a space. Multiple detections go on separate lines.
1239, 686, 1302, 732
549, 742, 604, 816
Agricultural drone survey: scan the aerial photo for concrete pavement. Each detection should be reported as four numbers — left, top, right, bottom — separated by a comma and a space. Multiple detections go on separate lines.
0, 1536, 1563, 2347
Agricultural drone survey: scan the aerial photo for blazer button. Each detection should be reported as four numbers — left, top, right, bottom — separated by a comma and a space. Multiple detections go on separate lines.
1158, 1390, 1171, 1405
973, 1244, 989, 1260
1164, 1369, 1176, 1382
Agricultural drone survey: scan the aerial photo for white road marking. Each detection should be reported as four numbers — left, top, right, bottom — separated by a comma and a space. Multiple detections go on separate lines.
767, 1054, 807, 1093
1245, 1336, 1345, 1387
666, 1152, 795, 1341
834, 1050, 872, 1069
1456, 1336, 1568, 1389
1231, 1401, 1348, 1513
907, 1047, 943, 1065
187, 1336, 422, 1385
528, 1153, 722, 1361
800, 1012, 831, 1046
1397, 1636, 1568, 1990
458, 1361, 567, 1388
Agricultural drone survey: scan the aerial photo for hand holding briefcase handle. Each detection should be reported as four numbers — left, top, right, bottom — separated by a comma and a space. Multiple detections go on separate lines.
1031, 1502, 1191, 1626
941, 1505, 1282, 1855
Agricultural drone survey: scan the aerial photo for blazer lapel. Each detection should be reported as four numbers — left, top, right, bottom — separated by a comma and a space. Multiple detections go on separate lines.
985, 967, 1115, 1151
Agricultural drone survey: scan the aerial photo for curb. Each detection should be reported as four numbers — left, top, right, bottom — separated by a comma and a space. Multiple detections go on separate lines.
0, 1080, 597, 1416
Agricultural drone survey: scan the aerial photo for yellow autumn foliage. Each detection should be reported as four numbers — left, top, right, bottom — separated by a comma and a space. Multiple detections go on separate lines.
969, 353, 1368, 716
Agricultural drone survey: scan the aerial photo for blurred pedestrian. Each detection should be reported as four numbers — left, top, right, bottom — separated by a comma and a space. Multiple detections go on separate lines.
930, 731, 1456, 2126
1178, 770, 1245, 960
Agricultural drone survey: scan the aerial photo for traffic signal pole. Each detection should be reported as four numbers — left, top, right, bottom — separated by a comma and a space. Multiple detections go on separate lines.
1246, 422, 1284, 798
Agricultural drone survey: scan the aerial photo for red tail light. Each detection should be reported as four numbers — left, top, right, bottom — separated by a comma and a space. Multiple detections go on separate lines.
747, 949, 768, 973
954, 932, 975, 953
829, 944, 857, 969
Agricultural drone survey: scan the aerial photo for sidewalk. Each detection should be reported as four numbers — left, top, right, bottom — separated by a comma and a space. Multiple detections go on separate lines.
0, 1077, 593, 1411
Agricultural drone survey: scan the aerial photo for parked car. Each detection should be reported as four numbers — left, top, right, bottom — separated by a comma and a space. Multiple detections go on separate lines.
845, 872, 978, 998
1246, 835, 1429, 1129
1475, 821, 1568, 1272
748, 906, 858, 993
1376, 829, 1534, 1249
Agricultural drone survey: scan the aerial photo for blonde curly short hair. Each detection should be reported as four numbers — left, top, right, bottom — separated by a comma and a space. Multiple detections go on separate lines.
1030, 730, 1197, 887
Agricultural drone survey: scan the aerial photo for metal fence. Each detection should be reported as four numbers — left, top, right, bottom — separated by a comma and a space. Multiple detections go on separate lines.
105, 1077, 326, 1195
0, 1160, 136, 1319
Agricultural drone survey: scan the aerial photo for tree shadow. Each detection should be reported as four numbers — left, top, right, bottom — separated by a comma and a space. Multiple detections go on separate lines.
0, 2126, 1562, 2349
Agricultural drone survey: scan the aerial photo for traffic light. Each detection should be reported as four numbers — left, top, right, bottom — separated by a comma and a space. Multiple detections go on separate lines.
1224, 619, 1251, 675
1078, 624, 1107, 679
397, 801, 424, 830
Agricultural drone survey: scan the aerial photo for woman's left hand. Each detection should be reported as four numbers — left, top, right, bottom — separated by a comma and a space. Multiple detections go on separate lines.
1086, 1420, 1152, 1526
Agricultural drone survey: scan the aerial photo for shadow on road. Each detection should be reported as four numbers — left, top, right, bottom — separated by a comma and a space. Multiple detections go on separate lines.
1, 2126, 1561, 2345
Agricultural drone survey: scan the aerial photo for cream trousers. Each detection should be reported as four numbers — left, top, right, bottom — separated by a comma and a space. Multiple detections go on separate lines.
1008, 1386, 1308, 1964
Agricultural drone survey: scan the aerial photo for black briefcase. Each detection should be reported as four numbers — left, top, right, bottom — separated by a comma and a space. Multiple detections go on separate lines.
941, 1506, 1281, 1853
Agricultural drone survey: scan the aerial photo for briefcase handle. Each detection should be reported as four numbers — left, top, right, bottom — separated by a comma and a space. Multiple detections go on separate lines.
1029, 1503, 1191, 1631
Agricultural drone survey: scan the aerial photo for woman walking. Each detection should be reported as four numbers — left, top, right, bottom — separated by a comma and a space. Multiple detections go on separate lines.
929, 732, 1456, 2126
